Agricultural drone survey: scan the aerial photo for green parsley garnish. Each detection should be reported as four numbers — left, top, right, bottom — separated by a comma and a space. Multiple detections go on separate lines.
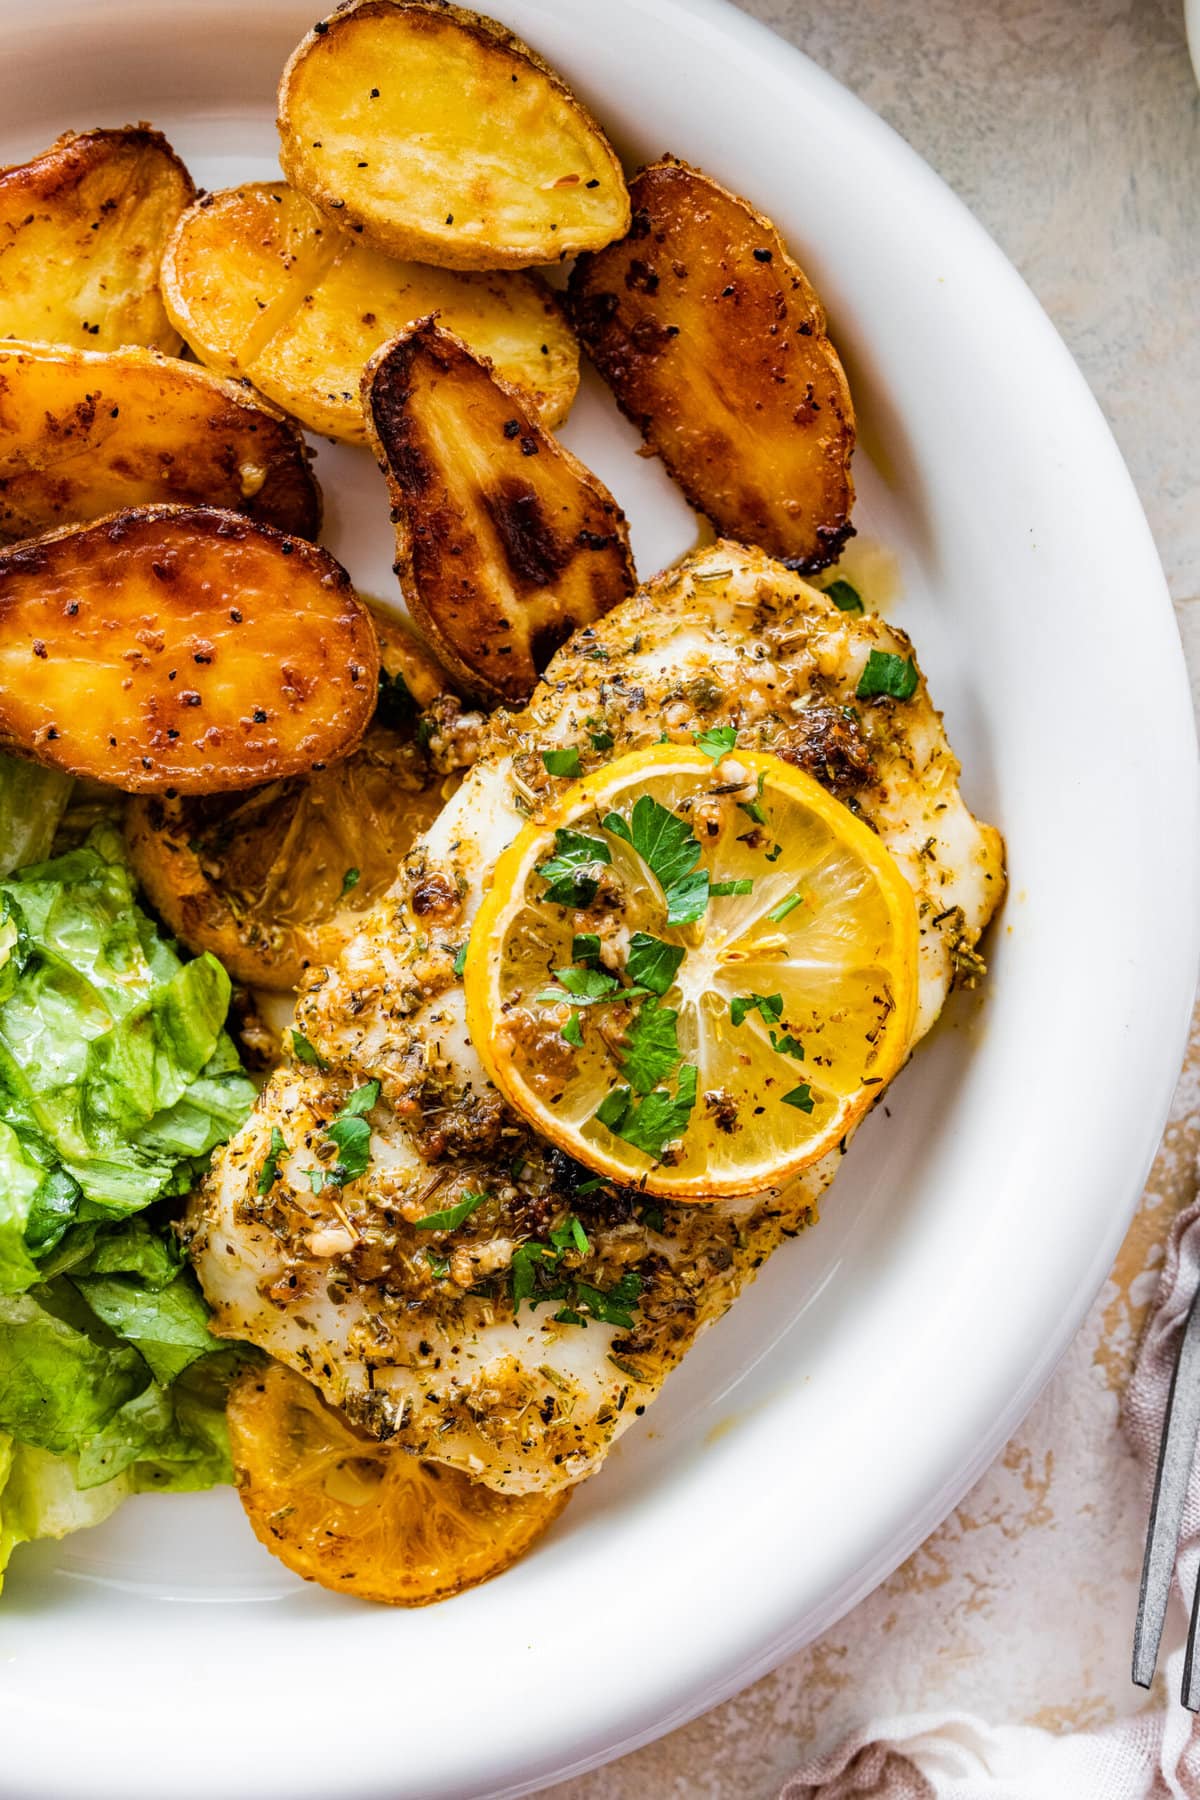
536, 964, 621, 1006
730, 992, 783, 1028
452, 938, 470, 977
770, 1030, 805, 1060
376, 666, 416, 730
542, 746, 582, 779
587, 723, 614, 751
595, 1065, 698, 1162
562, 1011, 584, 1047
767, 890, 806, 923
664, 868, 710, 925
710, 878, 753, 897
340, 866, 360, 895
625, 931, 685, 996
856, 649, 917, 701
824, 579, 864, 613
319, 1079, 380, 1186
618, 1000, 681, 1094
415, 1189, 487, 1232
291, 1030, 328, 1070
694, 724, 737, 761
424, 1249, 451, 1279
765, 842, 784, 863
605, 795, 710, 926
571, 932, 601, 964
782, 1083, 815, 1113
550, 1214, 591, 1257
256, 1126, 286, 1197
570, 1271, 642, 1329
536, 827, 611, 906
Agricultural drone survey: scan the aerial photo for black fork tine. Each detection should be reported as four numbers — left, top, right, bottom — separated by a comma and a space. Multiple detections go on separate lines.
1134, 1280, 1200, 1696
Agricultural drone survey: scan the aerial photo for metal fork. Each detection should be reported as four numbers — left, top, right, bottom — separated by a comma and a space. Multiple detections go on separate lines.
1133, 1281, 1200, 1707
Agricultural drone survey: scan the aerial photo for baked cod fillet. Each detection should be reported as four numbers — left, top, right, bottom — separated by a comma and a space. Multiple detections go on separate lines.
187, 542, 1004, 1494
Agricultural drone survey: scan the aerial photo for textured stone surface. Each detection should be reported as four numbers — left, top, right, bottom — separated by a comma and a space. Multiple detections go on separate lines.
550, 2, 1200, 1793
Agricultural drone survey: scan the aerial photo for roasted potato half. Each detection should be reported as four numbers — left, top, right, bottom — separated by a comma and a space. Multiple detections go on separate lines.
568, 158, 856, 572
228, 1359, 569, 1606
0, 506, 378, 795
0, 127, 194, 353
161, 182, 579, 443
0, 342, 321, 544
125, 614, 455, 989
366, 319, 635, 704
277, 0, 629, 270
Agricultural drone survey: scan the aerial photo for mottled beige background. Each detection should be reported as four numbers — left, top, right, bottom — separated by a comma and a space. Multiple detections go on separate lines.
551, 1, 1200, 1792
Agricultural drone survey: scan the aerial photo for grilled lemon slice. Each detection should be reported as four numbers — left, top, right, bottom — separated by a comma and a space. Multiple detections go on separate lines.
465, 745, 918, 1200
228, 1360, 569, 1606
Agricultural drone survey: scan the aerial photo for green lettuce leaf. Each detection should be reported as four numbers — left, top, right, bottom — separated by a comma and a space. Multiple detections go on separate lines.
0, 1433, 132, 1587
0, 754, 73, 879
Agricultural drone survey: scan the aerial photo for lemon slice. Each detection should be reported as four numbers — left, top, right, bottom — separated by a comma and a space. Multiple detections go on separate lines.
465, 745, 918, 1200
228, 1360, 569, 1607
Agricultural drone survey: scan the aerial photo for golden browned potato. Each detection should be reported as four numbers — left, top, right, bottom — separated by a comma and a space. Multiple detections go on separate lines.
125, 616, 455, 989
569, 158, 856, 572
0, 505, 378, 794
365, 318, 635, 704
277, 0, 629, 270
0, 342, 321, 544
227, 1359, 570, 1606
160, 182, 579, 443
0, 127, 194, 353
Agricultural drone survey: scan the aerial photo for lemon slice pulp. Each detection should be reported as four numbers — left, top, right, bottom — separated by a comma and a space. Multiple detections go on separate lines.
465, 745, 919, 1201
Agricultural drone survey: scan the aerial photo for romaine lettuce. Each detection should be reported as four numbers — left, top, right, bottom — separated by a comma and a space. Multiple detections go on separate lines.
0, 824, 255, 1588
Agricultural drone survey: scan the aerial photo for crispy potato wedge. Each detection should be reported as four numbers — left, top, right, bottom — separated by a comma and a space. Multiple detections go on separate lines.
161, 182, 579, 443
568, 158, 856, 572
125, 615, 455, 989
277, 0, 629, 270
228, 1359, 569, 1606
0, 127, 194, 353
366, 319, 635, 704
0, 505, 378, 795
0, 342, 321, 545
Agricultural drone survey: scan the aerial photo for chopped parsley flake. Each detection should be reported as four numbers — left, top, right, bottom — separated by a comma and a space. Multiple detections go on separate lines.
452, 938, 470, 977
694, 724, 737, 761
770, 1030, 805, 1060
415, 1188, 487, 1232
857, 649, 918, 701
618, 1000, 681, 1094
824, 579, 864, 613
571, 932, 601, 964
730, 992, 783, 1028
782, 1082, 815, 1113
318, 1079, 380, 1186
542, 746, 582, 778
767, 890, 806, 923
626, 931, 685, 996
290, 1029, 328, 1070
561, 1011, 584, 1047
595, 1065, 698, 1162
536, 964, 621, 1006
424, 1249, 451, 1279
536, 827, 611, 906
256, 1126, 286, 1196
710, 878, 753, 897
665, 868, 710, 924
587, 722, 614, 751
340, 866, 360, 894
765, 842, 783, 863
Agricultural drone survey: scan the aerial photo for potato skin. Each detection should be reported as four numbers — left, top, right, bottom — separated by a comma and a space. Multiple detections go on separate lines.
161, 182, 579, 443
124, 615, 453, 990
0, 506, 378, 794
569, 158, 856, 572
365, 319, 636, 704
0, 342, 321, 545
0, 127, 194, 354
277, 0, 630, 270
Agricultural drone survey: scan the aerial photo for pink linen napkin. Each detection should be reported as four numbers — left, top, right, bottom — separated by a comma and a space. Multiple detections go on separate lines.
779, 1187, 1200, 1800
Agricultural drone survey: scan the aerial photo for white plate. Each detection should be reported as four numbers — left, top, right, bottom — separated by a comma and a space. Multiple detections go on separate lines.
1, 2, 1196, 1795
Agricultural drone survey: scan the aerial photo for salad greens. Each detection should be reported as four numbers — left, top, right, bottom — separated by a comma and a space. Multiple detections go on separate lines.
0, 766, 255, 1589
